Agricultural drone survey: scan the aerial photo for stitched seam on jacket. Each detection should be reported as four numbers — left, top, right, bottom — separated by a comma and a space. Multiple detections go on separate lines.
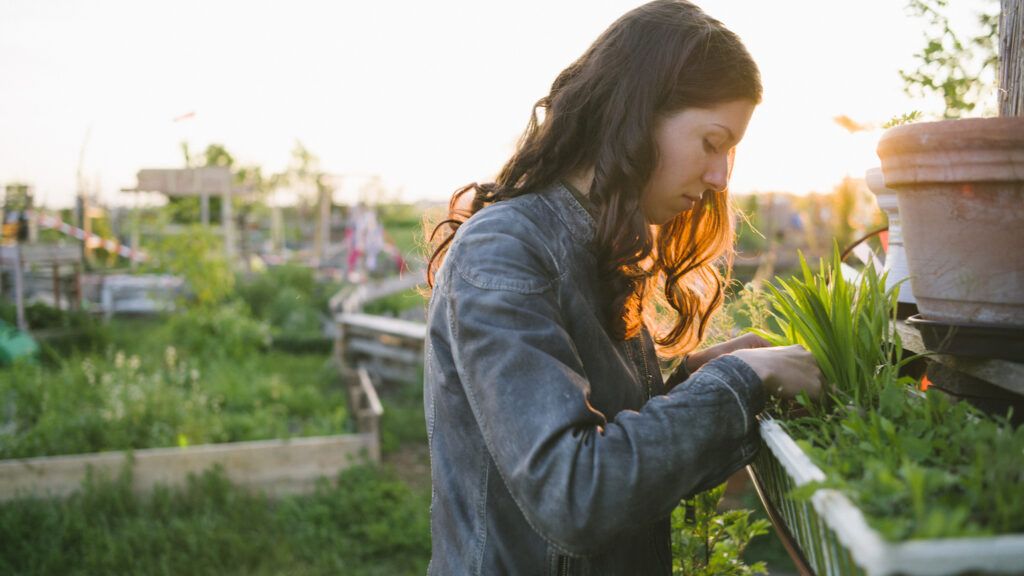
445, 269, 585, 558
450, 199, 568, 294
702, 370, 749, 436
474, 450, 489, 575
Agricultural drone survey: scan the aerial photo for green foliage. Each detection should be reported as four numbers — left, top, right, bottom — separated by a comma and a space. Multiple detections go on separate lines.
362, 287, 426, 317
882, 110, 924, 129
754, 249, 1024, 541
167, 301, 271, 360
378, 203, 426, 259
235, 264, 334, 340
672, 484, 770, 575
733, 195, 767, 254
379, 376, 428, 455
754, 247, 904, 409
900, 0, 1000, 118
0, 464, 430, 575
151, 226, 234, 308
0, 301, 108, 357
0, 347, 346, 459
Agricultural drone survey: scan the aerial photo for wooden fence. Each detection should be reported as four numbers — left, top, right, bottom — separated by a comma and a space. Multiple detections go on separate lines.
332, 272, 427, 447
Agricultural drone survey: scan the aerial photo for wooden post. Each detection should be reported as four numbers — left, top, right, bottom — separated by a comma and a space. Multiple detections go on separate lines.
1000, 0, 1023, 116
13, 246, 27, 331
130, 198, 141, 272
221, 190, 235, 264
73, 263, 82, 311
52, 263, 60, 310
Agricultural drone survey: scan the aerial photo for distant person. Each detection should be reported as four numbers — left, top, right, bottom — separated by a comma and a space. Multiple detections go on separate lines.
422, 1, 824, 574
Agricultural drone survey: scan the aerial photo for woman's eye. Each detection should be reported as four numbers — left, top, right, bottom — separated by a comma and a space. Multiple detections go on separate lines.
703, 139, 719, 154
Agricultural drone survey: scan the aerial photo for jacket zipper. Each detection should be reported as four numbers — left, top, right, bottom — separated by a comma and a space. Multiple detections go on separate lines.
558, 554, 572, 576
624, 335, 653, 402
637, 332, 653, 401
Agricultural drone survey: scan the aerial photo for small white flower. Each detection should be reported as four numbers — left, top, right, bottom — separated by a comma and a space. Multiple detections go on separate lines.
164, 346, 178, 368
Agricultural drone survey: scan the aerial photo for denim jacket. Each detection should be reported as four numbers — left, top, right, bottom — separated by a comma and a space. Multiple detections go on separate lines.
424, 182, 765, 575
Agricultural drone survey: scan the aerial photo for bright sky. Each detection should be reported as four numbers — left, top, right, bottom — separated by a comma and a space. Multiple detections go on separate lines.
0, 0, 975, 208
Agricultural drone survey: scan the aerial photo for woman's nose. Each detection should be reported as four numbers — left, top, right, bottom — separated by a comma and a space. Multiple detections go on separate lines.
703, 154, 730, 193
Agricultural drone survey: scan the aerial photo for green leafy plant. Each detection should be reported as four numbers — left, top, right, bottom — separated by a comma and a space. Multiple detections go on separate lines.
150, 226, 235, 308
751, 248, 1024, 541
672, 484, 770, 576
167, 301, 271, 360
0, 346, 346, 459
754, 247, 906, 410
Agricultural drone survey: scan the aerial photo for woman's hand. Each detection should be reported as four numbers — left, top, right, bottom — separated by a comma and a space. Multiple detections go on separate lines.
685, 332, 772, 373
729, 344, 825, 401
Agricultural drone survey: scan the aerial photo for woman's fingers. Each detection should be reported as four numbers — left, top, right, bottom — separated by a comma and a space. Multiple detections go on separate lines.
730, 344, 824, 401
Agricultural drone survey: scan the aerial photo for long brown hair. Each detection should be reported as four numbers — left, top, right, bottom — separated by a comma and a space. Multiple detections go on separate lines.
425, 0, 762, 357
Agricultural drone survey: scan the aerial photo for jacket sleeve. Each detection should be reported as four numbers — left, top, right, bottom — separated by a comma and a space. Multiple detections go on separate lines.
443, 214, 765, 555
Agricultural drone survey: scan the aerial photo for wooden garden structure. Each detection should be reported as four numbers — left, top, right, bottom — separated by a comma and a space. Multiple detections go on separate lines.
121, 167, 243, 265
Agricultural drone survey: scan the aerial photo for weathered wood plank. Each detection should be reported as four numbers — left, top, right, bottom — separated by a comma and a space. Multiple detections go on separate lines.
347, 338, 422, 365
0, 434, 377, 501
339, 313, 426, 341
896, 321, 1024, 396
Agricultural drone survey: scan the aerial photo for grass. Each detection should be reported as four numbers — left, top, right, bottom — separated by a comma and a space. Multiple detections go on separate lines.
0, 464, 430, 576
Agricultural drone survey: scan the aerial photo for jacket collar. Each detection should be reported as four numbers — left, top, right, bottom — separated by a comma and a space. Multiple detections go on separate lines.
538, 181, 598, 249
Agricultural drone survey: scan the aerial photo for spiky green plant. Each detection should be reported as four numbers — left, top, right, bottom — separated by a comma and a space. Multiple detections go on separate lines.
753, 247, 906, 409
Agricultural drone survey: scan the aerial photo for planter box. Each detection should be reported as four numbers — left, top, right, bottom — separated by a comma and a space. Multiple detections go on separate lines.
751, 418, 1024, 576
0, 433, 378, 502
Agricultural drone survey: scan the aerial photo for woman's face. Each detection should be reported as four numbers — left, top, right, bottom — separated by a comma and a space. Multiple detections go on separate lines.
642, 100, 756, 225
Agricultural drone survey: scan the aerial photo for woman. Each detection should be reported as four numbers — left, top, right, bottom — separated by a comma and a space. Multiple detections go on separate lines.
422, 1, 823, 574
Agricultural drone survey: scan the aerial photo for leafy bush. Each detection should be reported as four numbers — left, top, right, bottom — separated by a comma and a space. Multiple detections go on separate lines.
149, 226, 235, 308
237, 265, 319, 320
167, 301, 271, 360
236, 265, 336, 342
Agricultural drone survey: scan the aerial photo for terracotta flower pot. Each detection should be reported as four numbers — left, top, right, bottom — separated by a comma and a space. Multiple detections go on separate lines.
876, 117, 1024, 328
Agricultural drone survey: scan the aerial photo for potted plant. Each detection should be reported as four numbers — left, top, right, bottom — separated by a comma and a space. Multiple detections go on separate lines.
875, 118, 1024, 328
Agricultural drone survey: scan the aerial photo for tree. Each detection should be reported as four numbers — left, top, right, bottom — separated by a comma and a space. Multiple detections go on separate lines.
900, 0, 1000, 118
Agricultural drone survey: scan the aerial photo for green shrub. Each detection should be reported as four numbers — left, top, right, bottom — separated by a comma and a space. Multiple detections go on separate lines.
149, 226, 235, 308
167, 301, 271, 360
237, 265, 319, 320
